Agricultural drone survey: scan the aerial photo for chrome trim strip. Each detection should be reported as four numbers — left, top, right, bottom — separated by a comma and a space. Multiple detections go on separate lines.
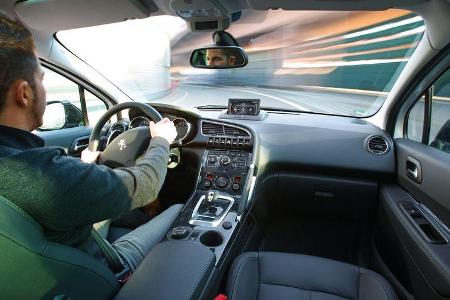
173, 117, 192, 143
189, 194, 235, 227
129, 116, 151, 129
365, 134, 390, 155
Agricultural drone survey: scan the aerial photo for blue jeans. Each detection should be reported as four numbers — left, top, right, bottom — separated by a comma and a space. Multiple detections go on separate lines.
112, 204, 183, 271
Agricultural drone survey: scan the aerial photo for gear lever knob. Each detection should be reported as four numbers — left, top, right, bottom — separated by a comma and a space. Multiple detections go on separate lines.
207, 191, 218, 202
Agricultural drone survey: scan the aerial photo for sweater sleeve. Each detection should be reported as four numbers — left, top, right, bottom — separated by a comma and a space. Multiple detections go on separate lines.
113, 136, 170, 209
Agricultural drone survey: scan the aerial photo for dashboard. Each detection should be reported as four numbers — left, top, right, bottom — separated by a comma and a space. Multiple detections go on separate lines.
104, 103, 395, 179
129, 114, 191, 144
106, 105, 197, 147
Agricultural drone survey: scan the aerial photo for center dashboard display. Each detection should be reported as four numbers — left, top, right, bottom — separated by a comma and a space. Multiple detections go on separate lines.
228, 99, 260, 116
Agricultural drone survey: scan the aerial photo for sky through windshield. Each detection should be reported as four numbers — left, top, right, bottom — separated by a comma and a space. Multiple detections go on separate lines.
58, 9, 424, 117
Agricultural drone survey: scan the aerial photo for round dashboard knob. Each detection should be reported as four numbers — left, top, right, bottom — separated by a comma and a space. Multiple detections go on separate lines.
171, 226, 189, 239
216, 176, 229, 188
220, 156, 231, 165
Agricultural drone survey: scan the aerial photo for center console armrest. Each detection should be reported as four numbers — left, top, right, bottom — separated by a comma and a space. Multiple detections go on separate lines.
115, 241, 216, 300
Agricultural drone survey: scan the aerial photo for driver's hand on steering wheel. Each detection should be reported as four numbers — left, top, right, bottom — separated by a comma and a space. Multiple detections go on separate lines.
150, 118, 177, 145
81, 148, 101, 164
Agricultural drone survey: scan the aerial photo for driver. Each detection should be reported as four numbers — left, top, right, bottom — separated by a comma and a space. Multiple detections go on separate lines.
205, 48, 236, 66
0, 14, 182, 272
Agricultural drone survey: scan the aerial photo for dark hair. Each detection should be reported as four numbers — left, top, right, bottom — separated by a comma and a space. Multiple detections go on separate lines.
0, 13, 39, 111
0, 14, 36, 52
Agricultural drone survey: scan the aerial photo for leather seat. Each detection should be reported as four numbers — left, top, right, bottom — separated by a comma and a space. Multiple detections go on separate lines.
0, 195, 119, 299
227, 252, 397, 300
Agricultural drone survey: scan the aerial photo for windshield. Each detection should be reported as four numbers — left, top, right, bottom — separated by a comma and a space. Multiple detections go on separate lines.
58, 9, 424, 117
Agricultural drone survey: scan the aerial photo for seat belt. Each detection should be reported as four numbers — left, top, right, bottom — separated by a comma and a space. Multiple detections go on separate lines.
91, 228, 129, 276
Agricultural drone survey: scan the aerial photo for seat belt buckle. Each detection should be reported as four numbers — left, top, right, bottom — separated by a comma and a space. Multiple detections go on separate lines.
115, 264, 131, 285
214, 294, 228, 300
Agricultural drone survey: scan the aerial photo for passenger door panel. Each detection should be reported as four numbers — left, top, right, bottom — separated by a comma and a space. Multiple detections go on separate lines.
396, 138, 450, 227
377, 138, 450, 299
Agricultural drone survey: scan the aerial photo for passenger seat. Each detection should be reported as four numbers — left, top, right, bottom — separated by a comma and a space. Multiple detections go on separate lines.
227, 252, 396, 300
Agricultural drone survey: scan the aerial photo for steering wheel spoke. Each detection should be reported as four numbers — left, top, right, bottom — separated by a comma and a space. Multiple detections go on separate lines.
88, 102, 163, 168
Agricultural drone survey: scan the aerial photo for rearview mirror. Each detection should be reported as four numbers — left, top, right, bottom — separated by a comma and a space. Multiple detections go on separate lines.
190, 46, 248, 69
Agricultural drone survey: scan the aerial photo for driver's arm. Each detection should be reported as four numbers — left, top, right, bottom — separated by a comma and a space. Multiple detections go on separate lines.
105, 118, 176, 209
113, 136, 170, 209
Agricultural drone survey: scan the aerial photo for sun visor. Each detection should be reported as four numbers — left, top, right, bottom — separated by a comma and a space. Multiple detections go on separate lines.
15, 0, 157, 31
247, 0, 429, 11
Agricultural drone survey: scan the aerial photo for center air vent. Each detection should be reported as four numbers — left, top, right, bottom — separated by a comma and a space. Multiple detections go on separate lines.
202, 122, 224, 135
224, 126, 249, 137
366, 135, 389, 155
202, 121, 251, 137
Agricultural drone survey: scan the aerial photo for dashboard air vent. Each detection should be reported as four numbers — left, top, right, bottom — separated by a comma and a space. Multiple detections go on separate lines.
224, 126, 250, 137
111, 122, 126, 133
202, 122, 224, 135
367, 136, 389, 155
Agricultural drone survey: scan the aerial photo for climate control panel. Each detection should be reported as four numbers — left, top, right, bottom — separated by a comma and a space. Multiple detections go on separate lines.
198, 149, 251, 196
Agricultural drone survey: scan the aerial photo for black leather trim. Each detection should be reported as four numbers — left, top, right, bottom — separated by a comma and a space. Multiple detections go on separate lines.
380, 184, 450, 297
228, 252, 397, 300
115, 241, 215, 300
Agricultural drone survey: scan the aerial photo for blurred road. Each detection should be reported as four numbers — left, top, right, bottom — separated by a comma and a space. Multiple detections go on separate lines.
155, 83, 384, 116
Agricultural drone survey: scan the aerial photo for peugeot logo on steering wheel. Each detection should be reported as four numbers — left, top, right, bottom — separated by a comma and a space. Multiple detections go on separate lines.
118, 139, 127, 151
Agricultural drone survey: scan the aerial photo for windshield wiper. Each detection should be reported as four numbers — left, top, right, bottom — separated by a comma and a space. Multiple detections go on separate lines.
195, 105, 228, 110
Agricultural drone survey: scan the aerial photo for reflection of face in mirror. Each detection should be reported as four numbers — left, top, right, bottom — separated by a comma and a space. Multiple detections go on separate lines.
206, 49, 236, 67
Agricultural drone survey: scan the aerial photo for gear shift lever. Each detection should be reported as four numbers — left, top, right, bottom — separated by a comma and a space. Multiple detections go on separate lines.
207, 191, 218, 203
190, 191, 235, 227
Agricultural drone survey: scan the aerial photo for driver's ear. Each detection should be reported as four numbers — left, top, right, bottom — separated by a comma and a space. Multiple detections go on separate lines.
10, 79, 33, 108
229, 56, 236, 65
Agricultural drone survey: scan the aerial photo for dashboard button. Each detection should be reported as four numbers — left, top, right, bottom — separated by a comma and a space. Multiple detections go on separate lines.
204, 180, 212, 188
222, 221, 232, 230
220, 156, 231, 165
216, 176, 229, 188
171, 226, 189, 239
232, 183, 240, 191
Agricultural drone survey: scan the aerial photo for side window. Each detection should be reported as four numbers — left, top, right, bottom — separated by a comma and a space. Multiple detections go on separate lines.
40, 66, 109, 131
406, 68, 450, 154
429, 70, 450, 152
84, 90, 108, 125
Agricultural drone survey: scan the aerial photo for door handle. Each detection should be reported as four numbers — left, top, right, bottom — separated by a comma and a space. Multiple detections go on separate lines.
70, 137, 89, 154
73, 141, 88, 152
406, 156, 422, 184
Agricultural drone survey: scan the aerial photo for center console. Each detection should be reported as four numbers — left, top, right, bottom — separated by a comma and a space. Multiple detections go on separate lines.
118, 120, 256, 300
165, 121, 256, 264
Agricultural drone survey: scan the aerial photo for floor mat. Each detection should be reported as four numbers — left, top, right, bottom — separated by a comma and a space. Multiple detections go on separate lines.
260, 216, 361, 265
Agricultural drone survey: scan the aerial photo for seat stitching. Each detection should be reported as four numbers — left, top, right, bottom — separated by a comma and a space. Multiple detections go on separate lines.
257, 252, 260, 299
229, 254, 257, 300
259, 282, 351, 299
357, 266, 360, 300
359, 271, 392, 300
185, 252, 215, 300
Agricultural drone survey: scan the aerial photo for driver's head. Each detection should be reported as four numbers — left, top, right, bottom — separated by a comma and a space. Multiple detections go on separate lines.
205, 48, 236, 67
0, 14, 46, 131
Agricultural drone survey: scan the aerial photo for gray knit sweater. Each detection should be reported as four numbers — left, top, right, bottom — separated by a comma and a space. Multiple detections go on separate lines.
0, 125, 170, 247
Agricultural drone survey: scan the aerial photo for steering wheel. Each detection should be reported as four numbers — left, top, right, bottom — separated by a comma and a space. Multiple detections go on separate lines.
88, 102, 163, 168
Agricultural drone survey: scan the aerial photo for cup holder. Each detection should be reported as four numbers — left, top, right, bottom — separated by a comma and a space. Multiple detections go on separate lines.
200, 230, 223, 247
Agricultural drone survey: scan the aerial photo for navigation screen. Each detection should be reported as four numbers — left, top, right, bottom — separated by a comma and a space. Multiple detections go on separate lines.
228, 99, 260, 116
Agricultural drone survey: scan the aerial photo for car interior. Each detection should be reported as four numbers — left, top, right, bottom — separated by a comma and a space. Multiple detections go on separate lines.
0, 0, 450, 299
